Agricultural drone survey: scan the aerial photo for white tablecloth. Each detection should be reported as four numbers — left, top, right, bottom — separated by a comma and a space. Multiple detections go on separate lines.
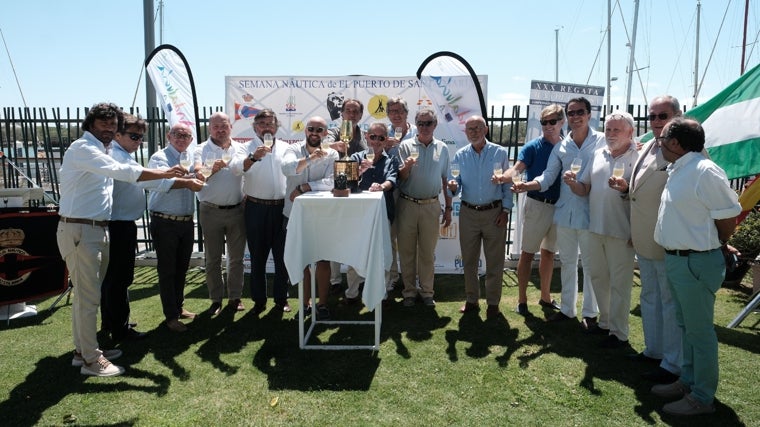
284, 191, 392, 311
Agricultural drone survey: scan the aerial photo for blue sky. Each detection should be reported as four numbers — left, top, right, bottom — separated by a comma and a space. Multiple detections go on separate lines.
1, 0, 757, 112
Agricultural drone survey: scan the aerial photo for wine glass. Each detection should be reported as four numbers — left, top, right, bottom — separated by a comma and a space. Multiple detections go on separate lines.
205, 152, 217, 168
199, 165, 213, 180
408, 145, 419, 160
394, 127, 403, 140
263, 133, 274, 149
512, 170, 524, 184
570, 157, 582, 174
366, 150, 375, 162
179, 151, 191, 169
612, 160, 625, 178
493, 162, 503, 176
451, 163, 460, 178
340, 120, 353, 143
321, 135, 333, 151
221, 147, 232, 163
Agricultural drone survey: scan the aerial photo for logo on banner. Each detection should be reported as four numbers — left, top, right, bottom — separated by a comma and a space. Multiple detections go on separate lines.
440, 222, 457, 239
0, 228, 32, 286
368, 95, 389, 119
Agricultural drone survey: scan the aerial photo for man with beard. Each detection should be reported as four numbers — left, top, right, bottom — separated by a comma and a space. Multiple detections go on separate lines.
282, 116, 338, 319
58, 102, 186, 376
566, 111, 639, 348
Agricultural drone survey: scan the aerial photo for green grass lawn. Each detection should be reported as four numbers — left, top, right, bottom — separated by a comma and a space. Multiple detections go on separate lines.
0, 266, 758, 426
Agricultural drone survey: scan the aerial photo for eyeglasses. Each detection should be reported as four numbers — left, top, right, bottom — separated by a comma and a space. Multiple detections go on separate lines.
655, 136, 670, 145
566, 109, 586, 117
368, 134, 386, 141
171, 132, 193, 140
416, 120, 435, 127
388, 109, 406, 115
306, 126, 325, 133
125, 132, 144, 141
648, 113, 670, 121
465, 126, 484, 132
540, 119, 559, 126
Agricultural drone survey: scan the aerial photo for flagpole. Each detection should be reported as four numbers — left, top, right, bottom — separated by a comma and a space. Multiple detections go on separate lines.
143, 0, 157, 153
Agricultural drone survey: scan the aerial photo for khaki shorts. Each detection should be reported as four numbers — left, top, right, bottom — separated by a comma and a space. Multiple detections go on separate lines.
520, 196, 557, 253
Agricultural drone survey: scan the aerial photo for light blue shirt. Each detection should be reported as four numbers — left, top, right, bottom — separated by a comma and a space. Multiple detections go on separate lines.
281, 141, 338, 217
534, 126, 605, 230
147, 144, 195, 216
450, 141, 513, 209
397, 137, 450, 199
110, 141, 175, 221
58, 131, 143, 220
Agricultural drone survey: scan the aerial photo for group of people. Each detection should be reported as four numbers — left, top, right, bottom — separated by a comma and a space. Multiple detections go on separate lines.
506, 95, 741, 417
58, 96, 742, 417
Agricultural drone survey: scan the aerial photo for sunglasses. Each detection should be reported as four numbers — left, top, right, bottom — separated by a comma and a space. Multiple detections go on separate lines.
126, 132, 144, 141
540, 119, 559, 126
368, 134, 386, 141
566, 109, 586, 117
306, 126, 325, 133
416, 120, 435, 127
648, 113, 670, 121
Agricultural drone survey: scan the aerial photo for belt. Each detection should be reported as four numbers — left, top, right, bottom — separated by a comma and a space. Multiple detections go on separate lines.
246, 195, 285, 206
461, 200, 502, 211
150, 212, 194, 222
201, 201, 242, 210
399, 193, 439, 205
59, 216, 108, 227
664, 248, 718, 256
527, 193, 557, 205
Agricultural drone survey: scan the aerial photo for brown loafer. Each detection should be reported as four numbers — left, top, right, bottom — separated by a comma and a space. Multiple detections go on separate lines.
180, 308, 196, 319
459, 302, 479, 313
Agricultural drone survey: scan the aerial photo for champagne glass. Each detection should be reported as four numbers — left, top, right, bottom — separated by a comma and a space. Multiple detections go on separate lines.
394, 127, 403, 140
205, 152, 217, 168
321, 135, 333, 151
221, 148, 232, 163
179, 151, 191, 169
340, 120, 353, 143
408, 145, 419, 160
512, 170, 523, 184
493, 162, 503, 176
570, 157, 582, 174
366, 150, 375, 162
451, 163, 460, 178
612, 160, 625, 178
263, 133, 274, 149
199, 165, 213, 180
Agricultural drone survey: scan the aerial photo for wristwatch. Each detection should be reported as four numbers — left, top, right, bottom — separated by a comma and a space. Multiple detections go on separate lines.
248, 152, 257, 163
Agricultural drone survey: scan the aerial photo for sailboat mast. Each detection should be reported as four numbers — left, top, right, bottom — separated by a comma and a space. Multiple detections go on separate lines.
741, 0, 749, 75
625, 0, 640, 111
606, 0, 612, 115
692, 1, 701, 107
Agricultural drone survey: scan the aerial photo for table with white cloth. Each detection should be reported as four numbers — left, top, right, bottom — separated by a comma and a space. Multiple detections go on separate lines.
284, 190, 392, 350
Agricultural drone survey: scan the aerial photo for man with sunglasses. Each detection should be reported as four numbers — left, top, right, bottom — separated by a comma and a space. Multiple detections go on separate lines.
505, 104, 565, 317
58, 103, 189, 376
342, 122, 400, 304
447, 115, 511, 319
397, 108, 452, 307
101, 114, 203, 342
231, 109, 291, 314
513, 97, 604, 328
282, 116, 338, 319
623, 96, 684, 383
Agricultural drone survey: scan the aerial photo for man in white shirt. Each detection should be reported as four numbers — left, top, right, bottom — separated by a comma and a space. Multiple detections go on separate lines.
230, 109, 290, 314
194, 112, 246, 316
57, 103, 185, 377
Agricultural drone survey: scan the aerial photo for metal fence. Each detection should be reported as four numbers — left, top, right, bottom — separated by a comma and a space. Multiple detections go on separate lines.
0, 105, 748, 254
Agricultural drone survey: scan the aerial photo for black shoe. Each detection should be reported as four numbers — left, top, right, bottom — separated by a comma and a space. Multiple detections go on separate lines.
316, 304, 330, 320
516, 303, 530, 316
641, 367, 679, 384
585, 323, 609, 335
344, 296, 361, 305
547, 311, 572, 322
252, 302, 266, 315
113, 328, 148, 341
599, 334, 629, 349
539, 299, 561, 311
581, 316, 598, 330
626, 352, 662, 365
206, 302, 222, 316
329, 283, 342, 295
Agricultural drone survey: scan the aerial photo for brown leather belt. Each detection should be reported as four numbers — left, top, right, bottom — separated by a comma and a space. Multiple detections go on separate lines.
246, 195, 285, 206
59, 216, 109, 227
461, 200, 502, 211
201, 201, 242, 209
150, 212, 193, 222
399, 193, 438, 204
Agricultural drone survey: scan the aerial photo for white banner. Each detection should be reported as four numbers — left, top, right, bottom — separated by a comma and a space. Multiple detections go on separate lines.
145, 45, 199, 144
226, 75, 487, 274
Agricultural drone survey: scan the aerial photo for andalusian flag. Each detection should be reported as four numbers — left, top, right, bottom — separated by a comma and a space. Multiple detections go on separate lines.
689, 62, 760, 180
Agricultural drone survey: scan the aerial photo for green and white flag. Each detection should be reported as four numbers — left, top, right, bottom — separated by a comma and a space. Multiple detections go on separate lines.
643, 62, 760, 180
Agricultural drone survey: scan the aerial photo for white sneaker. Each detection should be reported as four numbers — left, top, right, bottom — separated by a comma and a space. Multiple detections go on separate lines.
80, 355, 125, 377
72, 349, 123, 367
